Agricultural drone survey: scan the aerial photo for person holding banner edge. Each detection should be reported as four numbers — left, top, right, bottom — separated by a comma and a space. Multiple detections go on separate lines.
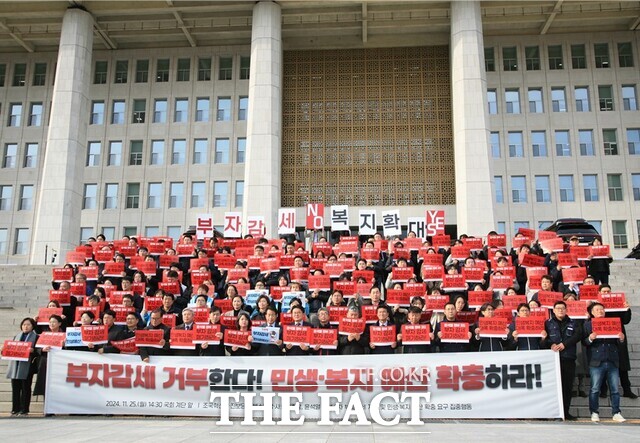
4, 317, 38, 416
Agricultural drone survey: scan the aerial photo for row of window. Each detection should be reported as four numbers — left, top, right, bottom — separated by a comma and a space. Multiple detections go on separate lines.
487, 85, 637, 115
0, 184, 33, 211
494, 174, 640, 205
81, 181, 244, 211
485, 41, 634, 72
490, 128, 640, 159
0, 62, 49, 88
1, 143, 39, 168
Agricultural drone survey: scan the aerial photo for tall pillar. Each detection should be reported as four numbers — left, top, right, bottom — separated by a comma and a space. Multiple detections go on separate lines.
242, 1, 282, 237
30, 7, 93, 264
450, 1, 496, 236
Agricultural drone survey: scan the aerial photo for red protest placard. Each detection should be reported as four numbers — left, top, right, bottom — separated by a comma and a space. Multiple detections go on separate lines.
135, 329, 165, 348
487, 234, 507, 248
362, 305, 378, 324
537, 231, 557, 241
590, 245, 611, 259
70, 282, 86, 297
566, 300, 589, 319
158, 281, 180, 296
592, 317, 622, 339
191, 307, 209, 325
214, 254, 237, 272
462, 237, 484, 251
144, 296, 163, 312
328, 306, 348, 325
489, 274, 512, 289
599, 292, 627, 312
94, 249, 114, 263
386, 289, 411, 307
66, 251, 87, 266
259, 257, 281, 273
526, 266, 547, 279
513, 236, 532, 249
391, 267, 413, 282
420, 251, 444, 265
518, 227, 536, 238
37, 307, 63, 325
138, 261, 157, 276
111, 337, 137, 354
223, 329, 251, 348
530, 307, 549, 319
401, 324, 431, 345
74, 306, 100, 323
78, 265, 99, 280
425, 295, 449, 312
405, 282, 426, 297
52, 267, 74, 282
468, 291, 493, 309
35, 332, 66, 349
170, 329, 195, 349
108, 290, 130, 305
570, 245, 591, 262
455, 311, 479, 324
421, 265, 443, 282
103, 262, 124, 277
520, 254, 546, 268
323, 262, 345, 279
502, 295, 527, 312
309, 328, 338, 349
439, 322, 470, 343
268, 286, 288, 302
421, 310, 433, 323
119, 246, 137, 258
450, 245, 471, 260
333, 281, 356, 296
404, 237, 423, 251
177, 244, 195, 257
369, 325, 396, 346
537, 291, 564, 309
426, 210, 445, 236
190, 271, 210, 287
338, 317, 366, 335
495, 265, 516, 278
162, 314, 177, 328
158, 255, 174, 269
539, 237, 564, 253
562, 267, 587, 284
515, 317, 546, 337
479, 317, 508, 338
194, 324, 221, 344
462, 267, 485, 283
312, 242, 333, 257
352, 270, 374, 284
110, 305, 134, 324
219, 315, 237, 329
189, 258, 210, 272
1, 340, 32, 361
49, 289, 71, 306
214, 298, 233, 313
308, 274, 331, 292
283, 325, 310, 346
580, 285, 600, 301
441, 274, 467, 291
227, 268, 249, 283
391, 247, 410, 261
431, 235, 450, 249
81, 325, 108, 345
360, 248, 381, 262
336, 241, 359, 256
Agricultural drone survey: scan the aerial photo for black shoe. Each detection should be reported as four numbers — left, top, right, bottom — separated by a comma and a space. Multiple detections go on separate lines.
623, 391, 638, 399
565, 413, 577, 421
579, 390, 588, 398
10, 411, 18, 416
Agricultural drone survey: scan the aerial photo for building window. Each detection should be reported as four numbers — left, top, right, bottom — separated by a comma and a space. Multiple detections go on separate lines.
484, 47, 495, 72
511, 176, 527, 203
129, 140, 143, 165
14, 228, 29, 255
0, 64, 5, 86
551, 88, 566, 112
237, 138, 246, 163
622, 85, 637, 111
612, 221, 628, 248
174, 98, 188, 123
525, 46, 540, 70
502, 47, 518, 71
150, 140, 164, 165
87, 142, 101, 166
487, 89, 498, 114
3, 144, 17, 168
100, 227, 115, 241
505, 89, 520, 114
104, 183, 118, 209
490, 132, 500, 158
83, 184, 97, 209
94, 61, 107, 84
594, 43, 610, 68
514, 222, 530, 233
147, 183, 162, 209
191, 181, 206, 208
603, 129, 618, 155
579, 130, 594, 156
28, 102, 43, 126
196, 98, 210, 122
508, 132, 524, 158
193, 139, 208, 165
23, 143, 38, 168
531, 131, 547, 157
0, 229, 7, 255
632, 174, 640, 201
571, 44, 586, 69
132, 99, 146, 123
0, 185, 12, 210
126, 183, 140, 209
171, 140, 186, 165
548, 45, 563, 70
198, 58, 211, 81
153, 99, 167, 123
555, 130, 571, 157
238, 96, 248, 121
123, 227, 137, 238
240, 56, 250, 79
215, 138, 229, 163
528, 88, 543, 113
494, 176, 503, 203
574, 87, 590, 112
618, 42, 634, 68
598, 85, 614, 111
145, 226, 159, 237
156, 59, 169, 82
535, 175, 551, 203
213, 181, 228, 207
216, 97, 231, 121
12, 63, 26, 86
111, 100, 125, 124
169, 182, 184, 208
583, 175, 599, 202
114, 60, 128, 83
235, 181, 244, 207
496, 222, 506, 235
176, 58, 190, 81
33, 62, 47, 86
607, 174, 623, 201
91, 101, 104, 125
108, 141, 122, 166
559, 175, 575, 202
627, 129, 640, 155
8, 103, 22, 126
135, 59, 149, 83
219, 57, 233, 80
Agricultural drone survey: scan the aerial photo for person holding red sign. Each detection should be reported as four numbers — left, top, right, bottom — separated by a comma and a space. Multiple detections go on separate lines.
399, 306, 433, 354
33, 314, 64, 397
508, 303, 547, 351
95, 310, 125, 354
368, 305, 397, 354
473, 303, 509, 352
433, 302, 472, 353
284, 305, 311, 355
310, 308, 338, 356
583, 302, 626, 422
139, 309, 171, 362
200, 306, 226, 357
3, 317, 38, 416
338, 305, 369, 355
226, 311, 255, 356
254, 306, 283, 356
587, 238, 613, 285
171, 309, 198, 356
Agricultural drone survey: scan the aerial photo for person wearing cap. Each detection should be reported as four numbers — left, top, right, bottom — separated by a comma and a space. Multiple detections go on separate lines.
338, 304, 369, 355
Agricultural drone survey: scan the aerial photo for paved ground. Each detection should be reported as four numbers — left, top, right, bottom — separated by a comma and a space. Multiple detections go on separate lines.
0, 418, 638, 442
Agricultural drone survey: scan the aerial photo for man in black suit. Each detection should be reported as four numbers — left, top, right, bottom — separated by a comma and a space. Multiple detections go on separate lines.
254, 306, 283, 356
139, 309, 171, 362
284, 305, 311, 355
171, 308, 198, 356
369, 304, 397, 354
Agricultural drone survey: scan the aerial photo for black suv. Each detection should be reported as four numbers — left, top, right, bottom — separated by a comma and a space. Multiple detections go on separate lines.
544, 218, 602, 244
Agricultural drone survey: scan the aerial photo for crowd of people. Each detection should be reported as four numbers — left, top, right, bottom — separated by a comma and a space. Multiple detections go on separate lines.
2, 229, 636, 421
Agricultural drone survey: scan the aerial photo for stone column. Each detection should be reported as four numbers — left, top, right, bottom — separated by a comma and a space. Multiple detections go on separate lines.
242, 0, 282, 237
450, 1, 496, 236
30, 7, 93, 263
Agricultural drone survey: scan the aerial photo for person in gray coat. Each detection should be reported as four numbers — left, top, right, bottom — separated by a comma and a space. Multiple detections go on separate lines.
5, 317, 38, 416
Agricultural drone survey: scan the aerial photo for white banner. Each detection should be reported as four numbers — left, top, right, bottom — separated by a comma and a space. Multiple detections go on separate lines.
382, 209, 401, 237
358, 210, 377, 235
46, 350, 562, 420
223, 212, 242, 238
277, 208, 296, 235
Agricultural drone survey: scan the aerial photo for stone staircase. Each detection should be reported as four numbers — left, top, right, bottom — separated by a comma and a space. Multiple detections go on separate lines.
0, 262, 639, 419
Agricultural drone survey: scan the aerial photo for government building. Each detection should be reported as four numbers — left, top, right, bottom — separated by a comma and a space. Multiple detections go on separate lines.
0, 1, 638, 264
